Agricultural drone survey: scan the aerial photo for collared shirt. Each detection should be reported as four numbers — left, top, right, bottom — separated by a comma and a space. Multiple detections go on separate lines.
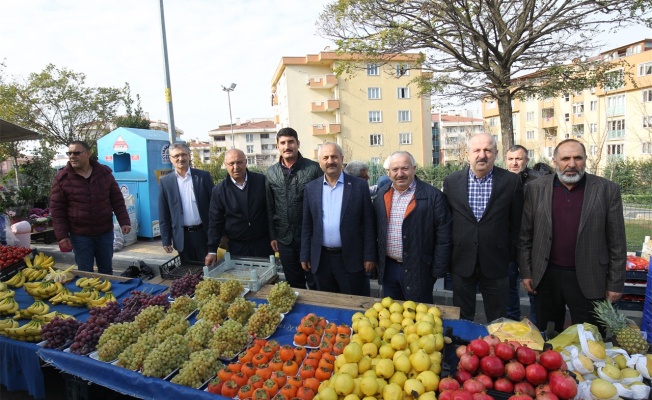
386, 180, 417, 262
321, 172, 344, 247
175, 168, 202, 226
549, 174, 586, 268
468, 168, 494, 221
230, 172, 248, 190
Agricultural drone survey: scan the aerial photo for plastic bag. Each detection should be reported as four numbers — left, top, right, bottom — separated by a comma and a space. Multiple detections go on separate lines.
3, 215, 19, 246
486, 317, 545, 350
547, 323, 603, 352
113, 222, 124, 251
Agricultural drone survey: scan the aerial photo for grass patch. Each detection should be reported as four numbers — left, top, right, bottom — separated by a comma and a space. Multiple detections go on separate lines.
625, 220, 652, 252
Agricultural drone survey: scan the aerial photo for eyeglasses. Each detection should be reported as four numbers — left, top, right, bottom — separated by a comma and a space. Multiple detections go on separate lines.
170, 153, 189, 159
66, 151, 85, 156
225, 160, 246, 167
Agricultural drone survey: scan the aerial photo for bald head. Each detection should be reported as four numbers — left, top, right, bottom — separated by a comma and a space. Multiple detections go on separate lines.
467, 133, 497, 178
224, 149, 247, 183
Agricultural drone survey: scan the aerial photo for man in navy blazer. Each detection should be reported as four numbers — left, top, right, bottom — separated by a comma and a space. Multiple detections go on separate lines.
158, 143, 214, 264
300, 143, 376, 295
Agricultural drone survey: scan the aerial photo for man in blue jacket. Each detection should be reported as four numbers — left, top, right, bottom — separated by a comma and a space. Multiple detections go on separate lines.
374, 151, 452, 303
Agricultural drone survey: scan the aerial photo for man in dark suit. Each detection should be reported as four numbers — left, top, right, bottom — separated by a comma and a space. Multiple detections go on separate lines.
158, 143, 214, 263
443, 133, 523, 322
300, 143, 376, 295
375, 151, 452, 303
518, 139, 626, 333
205, 149, 272, 264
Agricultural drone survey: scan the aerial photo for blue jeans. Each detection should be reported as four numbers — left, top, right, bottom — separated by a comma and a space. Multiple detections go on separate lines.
70, 231, 115, 275
507, 262, 521, 320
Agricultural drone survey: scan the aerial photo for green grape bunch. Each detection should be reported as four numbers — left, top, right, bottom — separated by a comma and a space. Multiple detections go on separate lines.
194, 279, 221, 304
184, 319, 215, 352
208, 320, 250, 359
171, 349, 224, 388
246, 304, 282, 338
267, 281, 297, 313
152, 312, 190, 338
227, 297, 256, 325
168, 295, 198, 317
116, 334, 159, 371
142, 334, 191, 378
96, 322, 140, 361
219, 279, 244, 303
132, 305, 166, 332
196, 296, 229, 325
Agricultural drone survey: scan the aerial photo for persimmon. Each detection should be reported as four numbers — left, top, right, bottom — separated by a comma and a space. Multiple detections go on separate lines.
316, 317, 327, 328
322, 332, 336, 344
267, 339, 280, 353
306, 333, 320, 347
299, 364, 315, 380
287, 375, 303, 388
306, 349, 322, 360
238, 384, 255, 399
302, 357, 319, 369
232, 371, 249, 387
321, 352, 335, 364
254, 338, 268, 348
313, 325, 324, 337
314, 366, 332, 381
296, 386, 315, 400
332, 341, 345, 355
337, 324, 351, 335
253, 352, 269, 367
228, 362, 243, 372
239, 349, 255, 363
318, 358, 334, 371
279, 344, 295, 362
253, 387, 271, 400
298, 320, 315, 335
324, 322, 337, 335
280, 383, 297, 398
318, 340, 333, 353
207, 378, 223, 395
261, 345, 275, 359
301, 313, 318, 323
293, 332, 307, 345
249, 342, 263, 354
241, 362, 257, 378
263, 378, 279, 397
268, 357, 283, 372
271, 370, 287, 388
221, 380, 240, 398
256, 364, 273, 381
282, 360, 298, 376
293, 346, 306, 363
272, 394, 289, 400
217, 366, 234, 381
303, 377, 320, 393
248, 373, 264, 389
335, 333, 350, 345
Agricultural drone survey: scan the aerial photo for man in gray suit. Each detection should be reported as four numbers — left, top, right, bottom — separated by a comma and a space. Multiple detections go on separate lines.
518, 139, 626, 333
158, 143, 214, 263
443, 133, 523, 322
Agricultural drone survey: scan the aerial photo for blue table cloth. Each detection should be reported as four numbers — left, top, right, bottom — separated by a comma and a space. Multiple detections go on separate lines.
0, 277, 167, 400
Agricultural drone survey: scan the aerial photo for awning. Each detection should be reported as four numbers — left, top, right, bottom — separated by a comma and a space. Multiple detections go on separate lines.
0, 118, 41, 142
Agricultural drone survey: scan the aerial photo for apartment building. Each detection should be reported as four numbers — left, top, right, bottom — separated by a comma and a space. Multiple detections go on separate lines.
207, 119, 278, 168
271, 52, 432, 166
483, 38, 652, 171
433, 111, 485, 165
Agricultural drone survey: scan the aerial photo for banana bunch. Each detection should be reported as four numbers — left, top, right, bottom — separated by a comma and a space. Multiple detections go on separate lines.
76, 277, 111, 292
86, 291, 117, 308
28, 252, 55, 270
48, 287, 72, 304
75, 287, 101, 300
3, 319, 44, 342
22, 267, 48, 282
13, 300, 50, 319
49, 292, 87, 307
23, 281, 64, 300
5, 271, 25, 288
44, 265, 76, 284
0, 282, 7, 291
0, 317, 19, 333
0, 289, 14, 300
31, 311, 75, 324
0, 297, 19, 315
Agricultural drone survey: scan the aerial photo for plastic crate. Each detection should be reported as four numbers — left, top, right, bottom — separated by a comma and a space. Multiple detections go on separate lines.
30, 228, 57, 244
202, 252, 277, 291
0, 259, 26, 282
159, 255, 204, 280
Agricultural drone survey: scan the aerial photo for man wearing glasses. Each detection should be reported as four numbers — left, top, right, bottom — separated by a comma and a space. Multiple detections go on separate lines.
158, 143, 214, 264
50, 141, 131, 275
204, 149, 273, 265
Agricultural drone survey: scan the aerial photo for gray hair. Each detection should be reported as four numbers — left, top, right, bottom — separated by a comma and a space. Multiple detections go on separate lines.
387, 151, 416, 167
169, 142, 190, 154
317, 142, 343, 158
344, 160, 368, 177
466, 133, 498, 153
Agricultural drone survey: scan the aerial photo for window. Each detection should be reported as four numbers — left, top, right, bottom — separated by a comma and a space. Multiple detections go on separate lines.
370, 134, 383, 146
526, 130, 534, 139
213, 135, 226, 141
629, 44, 642, 55
607, 119, 625, 139
643, 142, 652, 154
245, 134, 254, 143
605, 69, 624, 90
368, 111, 382, 123
527, 150, 534, 159
589, 145, 598, 156
545, 147, 554, 157
572, 124, 584, 136
590, 100, 598, 111
262, 144, 276, 150
639, 62, 652, 76
397, 87, 410, 99
399, 132, 412, 144
643, 116, 652, 128
368, 87, 381, 99
542, 108, 554, 120
589, 123, 597, 134
526, 112, 534, 121
370, 157, 381, 164
396, 64, 410, 76
260, 133, 269, 139
487, 101, 496, 109
489, 117, 498, 126
246, 145, 254, 154
643, 90, 652, 102
366, 63, 379, 76
564, 113, 570, 122
398, 110, 411, 122
572, 102, 584, 116
607, 143, 624, 160
563, 93, 570, 102
607, 94, 625, 116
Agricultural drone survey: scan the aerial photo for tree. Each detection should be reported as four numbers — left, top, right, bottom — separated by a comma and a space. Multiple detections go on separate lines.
1, 64, 122, 149
114, 83, 151, 129
319, 0, 651, 155
192, 145, 227, 184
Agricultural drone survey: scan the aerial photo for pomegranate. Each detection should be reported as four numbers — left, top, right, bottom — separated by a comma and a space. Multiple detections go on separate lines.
479, 355, 505, 378
462, 378, 486, 394
473, 393, 495, 400
454, 368, 473, 384
459, 352, 480, 373
493, 377, 515, 393
451, 389, 474, 400
504, 360, 526, 382
535, 384, 551, 397
539, 349, 563, 371
548, 370, 577, 399
514, 381, 536, 397
475, 373, 493, 390
516, 346, 537, 365
536, 391, 560, 400
494, 341, 516, 361
468, 338, 491, 358
508, 394, 534, 400
525, 363, 548, 386
439, 377, 461, 391
509, 340, 523, 349
439, 390, 454, 400
456, 344, 468, 358
483, 334, 501, 348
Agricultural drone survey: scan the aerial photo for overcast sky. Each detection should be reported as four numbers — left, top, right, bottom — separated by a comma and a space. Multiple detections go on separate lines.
0, 1, 649, 141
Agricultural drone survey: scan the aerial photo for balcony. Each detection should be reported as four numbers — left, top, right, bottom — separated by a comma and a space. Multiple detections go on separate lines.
312, 123, 341, 136
308, 74, 337, 89
311, 99, 340, 113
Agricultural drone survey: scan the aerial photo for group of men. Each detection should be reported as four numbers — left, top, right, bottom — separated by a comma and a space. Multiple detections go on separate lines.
51, 129, 626, 333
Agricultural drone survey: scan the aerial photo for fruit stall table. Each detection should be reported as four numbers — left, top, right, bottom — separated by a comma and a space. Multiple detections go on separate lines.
0, 271, 168, 400
32, 285, 488, 400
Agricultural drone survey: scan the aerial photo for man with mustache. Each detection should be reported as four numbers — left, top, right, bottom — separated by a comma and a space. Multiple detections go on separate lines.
443, 133, 523, 322
518, 139, 626, 333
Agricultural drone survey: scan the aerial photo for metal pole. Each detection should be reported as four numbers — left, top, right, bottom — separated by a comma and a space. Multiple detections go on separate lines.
227, 90, 234, 149
159, 0, 176, 144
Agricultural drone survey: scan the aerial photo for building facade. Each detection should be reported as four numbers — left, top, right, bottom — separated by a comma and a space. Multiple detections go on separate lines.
433, 112, 485, 165
271, 52, 432, 166
207, 119, 278, 168
483, 38, 652, 172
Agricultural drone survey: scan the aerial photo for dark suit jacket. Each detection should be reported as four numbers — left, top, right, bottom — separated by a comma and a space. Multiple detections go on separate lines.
517, 174, 626, 299
443, 166, 523, 279
300, 173, 376, 274
158, 168, 214, 252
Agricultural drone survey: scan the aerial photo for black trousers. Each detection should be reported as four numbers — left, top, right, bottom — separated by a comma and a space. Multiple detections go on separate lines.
314, 250, 366, 296
179, 229, 208, 264
534, 265, 604, 335
452, 258, 509, 322
278, 240, 316, 290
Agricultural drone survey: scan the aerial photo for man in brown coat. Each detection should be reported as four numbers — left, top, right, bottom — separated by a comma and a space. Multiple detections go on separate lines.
518, 139, 626, 333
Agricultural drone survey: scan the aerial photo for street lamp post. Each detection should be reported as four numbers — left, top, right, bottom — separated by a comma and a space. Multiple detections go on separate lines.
222, 83, 236, 149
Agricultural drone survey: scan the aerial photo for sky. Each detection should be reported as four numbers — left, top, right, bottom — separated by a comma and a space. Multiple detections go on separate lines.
0, 1, 650, 141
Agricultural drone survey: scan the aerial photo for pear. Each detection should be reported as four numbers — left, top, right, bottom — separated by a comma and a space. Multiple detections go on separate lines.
590, 378, 618, 399
578, 353, 595, 372
598, 364, 623, 382
620, 367, 641, 380
613, 354, 627, 369
587, 339, 607, 359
